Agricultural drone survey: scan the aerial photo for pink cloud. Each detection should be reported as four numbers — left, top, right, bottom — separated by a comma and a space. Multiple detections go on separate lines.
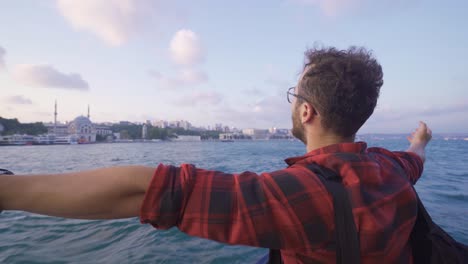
13, 64, 89, 90
56, 0, 163, 46
293, 0, 412, 17
170, 29, 205, 66
294, 0, 362, 17
6, 95, 33, 105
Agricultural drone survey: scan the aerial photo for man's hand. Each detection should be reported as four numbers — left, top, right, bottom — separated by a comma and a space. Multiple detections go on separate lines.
407, 121, 432, 163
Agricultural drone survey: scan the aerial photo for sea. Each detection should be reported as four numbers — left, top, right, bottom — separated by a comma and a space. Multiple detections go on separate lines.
0, 139, 467, 263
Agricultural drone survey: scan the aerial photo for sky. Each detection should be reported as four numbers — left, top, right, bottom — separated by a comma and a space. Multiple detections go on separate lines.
0, 0, 467, 133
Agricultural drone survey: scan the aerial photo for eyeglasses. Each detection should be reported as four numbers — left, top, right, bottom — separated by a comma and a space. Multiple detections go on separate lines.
287, 86, 311, 104
287, 86, 319, 115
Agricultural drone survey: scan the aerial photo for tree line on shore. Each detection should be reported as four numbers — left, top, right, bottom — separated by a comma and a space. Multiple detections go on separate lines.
0, 117, 47, 136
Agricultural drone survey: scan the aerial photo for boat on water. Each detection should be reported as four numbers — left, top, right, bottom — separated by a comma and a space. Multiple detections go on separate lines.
0, 134, 82, 146
33, 134, 56, 145
0, 134, 35, 146
54, 135, 78, 145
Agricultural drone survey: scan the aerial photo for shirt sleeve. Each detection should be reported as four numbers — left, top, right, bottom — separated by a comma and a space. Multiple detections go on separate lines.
140, 163, 331, 250
391, 151, 424, 184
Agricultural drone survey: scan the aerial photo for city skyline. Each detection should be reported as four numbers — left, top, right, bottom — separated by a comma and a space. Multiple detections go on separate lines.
1, 1, 468, 133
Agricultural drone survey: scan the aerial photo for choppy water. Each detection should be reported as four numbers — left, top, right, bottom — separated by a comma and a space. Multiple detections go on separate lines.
0, 140, 467, 263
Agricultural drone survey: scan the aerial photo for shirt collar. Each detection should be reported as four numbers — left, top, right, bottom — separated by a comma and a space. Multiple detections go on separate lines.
284, 141, 368, 166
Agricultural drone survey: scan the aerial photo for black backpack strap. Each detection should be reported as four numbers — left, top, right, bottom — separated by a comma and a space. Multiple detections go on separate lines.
268, 249, 282, 264
0, 168, 14, 175
268, 163, 360, 264
306, 163, 360, 264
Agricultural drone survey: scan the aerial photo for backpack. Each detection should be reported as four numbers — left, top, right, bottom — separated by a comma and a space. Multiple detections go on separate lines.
268, 164, 468, 264
410, 188, 468, 263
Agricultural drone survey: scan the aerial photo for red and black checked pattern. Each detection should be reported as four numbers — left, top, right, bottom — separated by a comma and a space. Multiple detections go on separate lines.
140, 142, 423, 263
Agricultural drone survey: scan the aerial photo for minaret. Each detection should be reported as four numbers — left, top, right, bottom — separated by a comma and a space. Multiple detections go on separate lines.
87, 104, 90, 119
54, 100, 57, 135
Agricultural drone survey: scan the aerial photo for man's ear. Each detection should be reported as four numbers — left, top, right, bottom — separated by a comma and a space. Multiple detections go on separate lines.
300, 102, 317, 124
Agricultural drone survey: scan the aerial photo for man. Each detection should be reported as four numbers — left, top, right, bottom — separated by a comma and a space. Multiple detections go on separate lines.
0, 46, 432, 263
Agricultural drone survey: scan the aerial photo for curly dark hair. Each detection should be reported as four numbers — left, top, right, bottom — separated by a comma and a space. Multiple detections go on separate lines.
299, 46, 383, 137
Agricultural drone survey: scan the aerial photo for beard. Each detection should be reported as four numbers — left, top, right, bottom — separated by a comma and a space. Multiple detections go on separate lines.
291, 105, 307, 144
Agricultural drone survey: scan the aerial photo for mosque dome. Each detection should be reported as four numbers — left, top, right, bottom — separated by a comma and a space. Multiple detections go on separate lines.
68, 116, 94, 135
71, 116, 92, 127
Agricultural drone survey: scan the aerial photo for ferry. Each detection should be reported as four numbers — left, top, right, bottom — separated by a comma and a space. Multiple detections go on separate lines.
0, 134, 35, 146
54, 135, 78, 145
33, 134, 56, 145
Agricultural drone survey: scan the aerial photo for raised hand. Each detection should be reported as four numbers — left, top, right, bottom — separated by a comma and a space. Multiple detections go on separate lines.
407, 121, 432, 147
406, 121, 432, 163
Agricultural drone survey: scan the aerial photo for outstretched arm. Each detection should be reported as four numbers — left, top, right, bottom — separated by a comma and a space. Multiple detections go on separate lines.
0, 166, 154, 219
406, 121, 432, 163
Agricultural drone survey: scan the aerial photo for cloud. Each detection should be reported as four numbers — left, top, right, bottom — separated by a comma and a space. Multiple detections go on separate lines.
170, 29, 204, 66
0, 46, 5, 70
6, 95, 33, 105
294, 0, 361, 16
294, 0, 411, 17
176, 91, 223, 106
56, 0, 158, 46
150, 69, 208, 88
13, 64, 89, 90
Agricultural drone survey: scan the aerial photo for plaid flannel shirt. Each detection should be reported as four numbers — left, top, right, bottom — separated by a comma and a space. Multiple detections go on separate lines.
140, 142, 423, 263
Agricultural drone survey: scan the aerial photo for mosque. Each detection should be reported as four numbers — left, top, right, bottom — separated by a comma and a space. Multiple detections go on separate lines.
47, 102, 96, 143
68, 115, 96, 143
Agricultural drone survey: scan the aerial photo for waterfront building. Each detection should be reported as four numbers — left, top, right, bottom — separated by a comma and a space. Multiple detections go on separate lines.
68, 116, 96, 143
179, 120, 192, 130
219, 132, 251, 141
215, 123, 223, 131
95, 125, 113, 136
119, 121, 134, 126
242, 128, 269, 140
219, 133, 234, 141
152, 120, 167, 128
142, 124, 148, 139
45, 123, 69, 136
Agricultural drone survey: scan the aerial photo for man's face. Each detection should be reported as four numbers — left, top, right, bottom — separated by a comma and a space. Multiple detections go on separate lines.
290, 67, 312, 144
291, 87, 307, 144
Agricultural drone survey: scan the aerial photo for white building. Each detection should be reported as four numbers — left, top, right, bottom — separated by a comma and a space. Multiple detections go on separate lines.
179, 120, 192, 130
45, 122, 69, 137
142, 124, 148, 139
152, 120, 167, 128
215, 123, 223, 131
68, 116, 96, 143
242, 128, 269, 140
95, 125, 113, 136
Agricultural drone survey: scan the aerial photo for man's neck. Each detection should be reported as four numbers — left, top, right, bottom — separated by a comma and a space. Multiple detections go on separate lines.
305, 134, 355, 153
